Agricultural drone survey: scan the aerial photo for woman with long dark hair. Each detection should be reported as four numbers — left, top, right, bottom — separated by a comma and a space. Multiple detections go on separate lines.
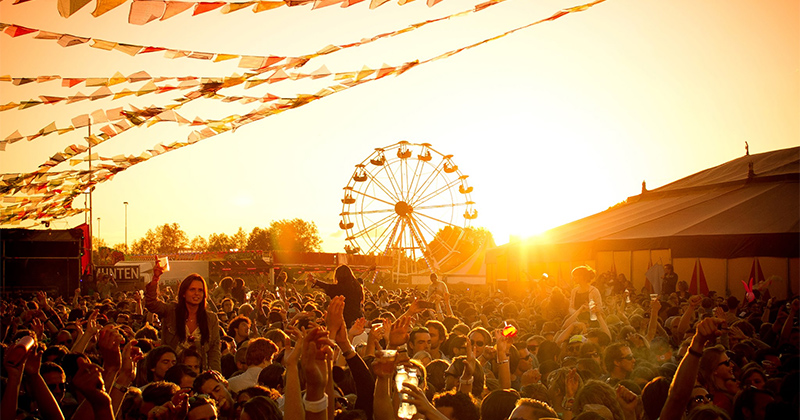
306, 264, 364, 327
145, 263, 221, 372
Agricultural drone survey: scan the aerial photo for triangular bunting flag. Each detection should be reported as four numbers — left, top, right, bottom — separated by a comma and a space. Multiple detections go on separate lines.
127, 71, 152, 83
57, 34, 91, 47
221, 1, 255, 13
162, 1, 194, 19
129, 0, 167, 25
92, 0, 128, 16
193, 1, 225, 15
253, 1, 284, 12
58, 0, 92, 17
4, 25, 37, 37
91, 39, 118, 50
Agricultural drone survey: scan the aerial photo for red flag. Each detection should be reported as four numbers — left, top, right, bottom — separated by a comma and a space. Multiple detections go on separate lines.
75, 223, 91, 275
690, 259, 709, 295
644, 255, 654, 294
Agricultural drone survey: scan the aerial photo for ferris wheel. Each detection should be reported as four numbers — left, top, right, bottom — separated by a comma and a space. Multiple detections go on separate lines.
339, 141, 477, 276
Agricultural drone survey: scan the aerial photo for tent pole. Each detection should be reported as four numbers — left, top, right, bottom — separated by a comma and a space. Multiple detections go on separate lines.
725, 259, 730, 297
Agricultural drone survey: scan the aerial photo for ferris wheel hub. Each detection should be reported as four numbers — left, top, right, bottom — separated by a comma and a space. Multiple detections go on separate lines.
394, 201, 413, 217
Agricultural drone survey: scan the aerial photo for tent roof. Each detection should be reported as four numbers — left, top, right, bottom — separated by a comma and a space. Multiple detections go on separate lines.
516, 147, 800, 259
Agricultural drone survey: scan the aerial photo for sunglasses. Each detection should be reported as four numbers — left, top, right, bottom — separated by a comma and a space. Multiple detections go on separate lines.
47, 383, 67, 392
692, 394, 713, 404
470, 340, 485, 347
619, 354, 635, 361
567, 345, 581, 352
527, 345, 539, 352
718, 359, 732, 367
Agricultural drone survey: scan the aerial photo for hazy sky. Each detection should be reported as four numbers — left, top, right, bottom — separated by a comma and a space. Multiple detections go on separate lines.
0, 0, 797, 254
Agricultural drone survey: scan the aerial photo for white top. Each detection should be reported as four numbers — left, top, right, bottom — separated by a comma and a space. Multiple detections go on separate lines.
227, 365, 264, 393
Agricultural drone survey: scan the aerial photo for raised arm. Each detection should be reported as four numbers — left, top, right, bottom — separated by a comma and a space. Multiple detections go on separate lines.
282, 326, 305, 420
645, 298, 662, 342
677, 295, 702, 337
144, 262, 169, 316
660, 317, 724, 420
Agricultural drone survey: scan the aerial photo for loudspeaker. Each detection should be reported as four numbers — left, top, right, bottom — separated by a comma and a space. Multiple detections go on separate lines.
1, 228, 83, 297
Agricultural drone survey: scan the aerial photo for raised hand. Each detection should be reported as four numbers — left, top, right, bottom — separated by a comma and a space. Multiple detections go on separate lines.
389, 316, 411, 348
615, 384, 639, 413
494, 329, 511, 361
283, 325, 304, 367
118, 339, 143, 385
463, 338, 476, 377
565, 368, 580, 398
401, 382, 440, 418
349, 317, 366, 339
72, 358, 108, 404
98, 325, 124, 370
694, 317, 725, 346
324, 296, 348, 346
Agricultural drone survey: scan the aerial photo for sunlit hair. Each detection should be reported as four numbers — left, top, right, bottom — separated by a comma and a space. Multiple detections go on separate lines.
145, 346, 177, 382
242, 396, 283, 420
572, 380, 625, 420
571, 266, 596, 283
432, 390, 480, 420
245, 338, 278, 366
176, 274, 210, 345
515, 398, 558, 419
698, 345, 727, 393
334, 264, 358, 284
219, 277, 233, 290
687, 405, 731, 420
228, 315, 252, 337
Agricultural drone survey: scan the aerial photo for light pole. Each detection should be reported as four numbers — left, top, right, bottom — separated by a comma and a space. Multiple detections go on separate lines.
97, 217, 101, 240
124, 202, 128, 252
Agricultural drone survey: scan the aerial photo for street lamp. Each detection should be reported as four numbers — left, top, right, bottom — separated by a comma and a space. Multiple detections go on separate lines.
124, 202, 129, 252
97, 217, 101, 240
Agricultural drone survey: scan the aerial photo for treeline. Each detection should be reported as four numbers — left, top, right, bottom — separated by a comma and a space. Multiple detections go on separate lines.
126, 218, 322, 255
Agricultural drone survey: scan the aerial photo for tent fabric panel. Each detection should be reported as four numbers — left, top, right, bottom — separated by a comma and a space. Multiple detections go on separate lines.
605, 182, 797, 240
675, 182, 799, 236
655, 147, 799, 192
546, 186, 739, 244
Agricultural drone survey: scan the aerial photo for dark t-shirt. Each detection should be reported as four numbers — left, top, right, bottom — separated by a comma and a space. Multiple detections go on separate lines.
662, 273, 678, 295
315, 279, 364, 327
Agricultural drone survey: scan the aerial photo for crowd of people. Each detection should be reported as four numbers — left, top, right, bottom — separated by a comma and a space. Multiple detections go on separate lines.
1, 262, 798, 420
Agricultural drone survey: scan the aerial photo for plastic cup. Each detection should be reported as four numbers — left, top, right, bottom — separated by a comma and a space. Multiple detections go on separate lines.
158, 256, 170, 272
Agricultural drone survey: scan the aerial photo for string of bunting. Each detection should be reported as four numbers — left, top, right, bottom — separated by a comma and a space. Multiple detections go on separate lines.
0, 64, 342, 115
33, 0, 473, 22
0, 0, 608, 224
0, 0, 506, 71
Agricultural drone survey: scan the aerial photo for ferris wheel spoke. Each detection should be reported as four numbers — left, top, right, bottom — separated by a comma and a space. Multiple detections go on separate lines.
413, 210, 460, 229
407, 217, 435, 270
408, 158, 446, 204
410, 177, 462, 208
341, 207, 395, 216
349, 188, 397, 208
349, 213, 396, 242
411, 213, 459, 255
382, 217, 403, 254
363, 171, 402, 203
414, 202, 471, 211
379, 163, 404, 204
405, 157, 424, 202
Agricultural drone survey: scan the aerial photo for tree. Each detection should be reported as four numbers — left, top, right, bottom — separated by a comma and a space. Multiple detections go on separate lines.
269, 219, 322, 252
246, 227, 271, 251
130, 223, 189, 254
207, 232, 234, 252
231, 227, 248, 251
190, 235, 208, 252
